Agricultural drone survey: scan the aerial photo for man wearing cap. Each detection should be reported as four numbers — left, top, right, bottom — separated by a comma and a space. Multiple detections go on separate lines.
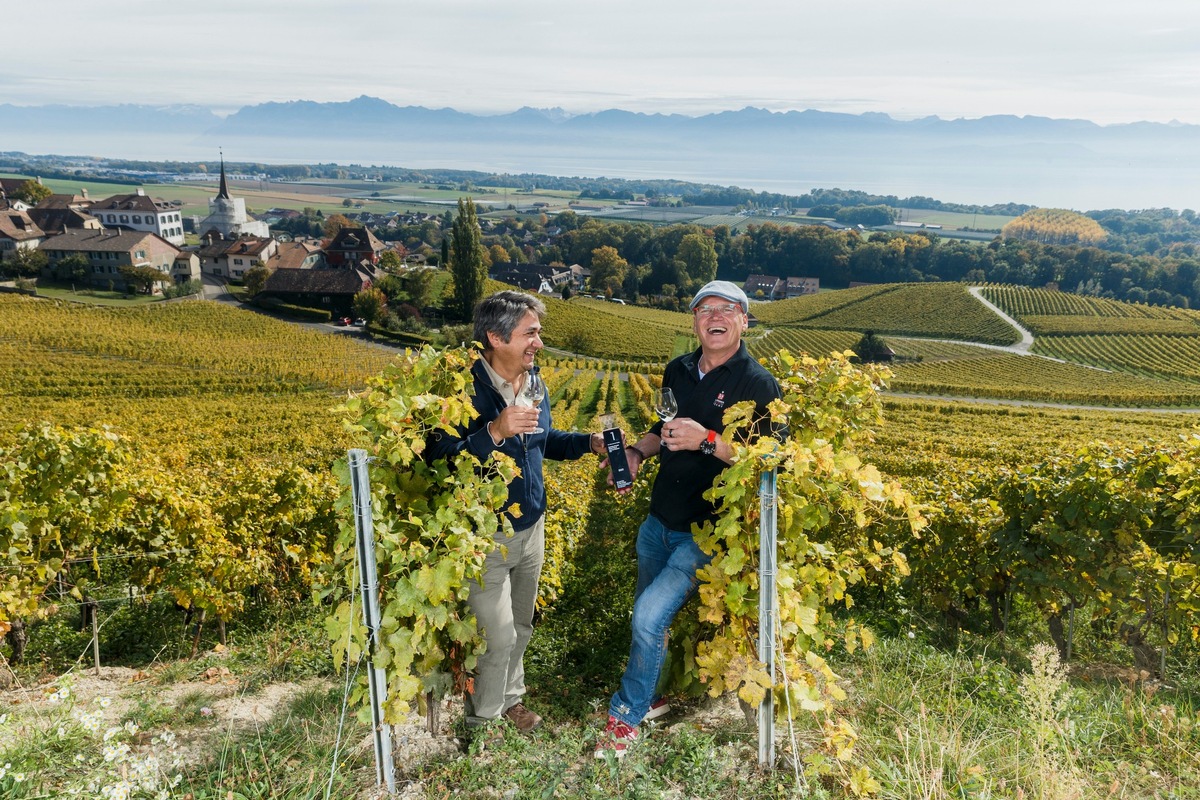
595, 280, 782, 760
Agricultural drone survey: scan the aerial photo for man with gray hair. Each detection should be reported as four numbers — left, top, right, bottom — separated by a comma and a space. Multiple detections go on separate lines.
429, 290, 604, 747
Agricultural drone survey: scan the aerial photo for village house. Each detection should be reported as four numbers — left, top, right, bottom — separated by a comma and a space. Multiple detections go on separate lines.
490, 261, 573, 294
785, 276, 820, 297
257, 267, 371, 318
37, 229, 180, 292
0, 207, 47, 262
89, 189, 186, 246
223, 236, 277, 281
265, 240, 324, 271
325, 226, 385, 274
0, 177, 39, 212
173, 251, 201, 285
195, 234, 279, 280
28, 191, 102, 235
742, 274, 783, 300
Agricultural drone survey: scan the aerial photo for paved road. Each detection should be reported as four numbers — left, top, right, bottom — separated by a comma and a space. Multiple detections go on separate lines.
201, 274, 237, 303
968, 286, 1034, 353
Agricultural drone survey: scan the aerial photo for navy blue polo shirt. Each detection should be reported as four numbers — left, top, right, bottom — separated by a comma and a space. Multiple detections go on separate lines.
649, 342, 781, 532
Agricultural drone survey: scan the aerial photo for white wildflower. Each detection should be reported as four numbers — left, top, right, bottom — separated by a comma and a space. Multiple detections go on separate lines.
96, 696, 112, 708
123, 720, 139, 736
103, 727, 122, 742
100, 780, 132, 800
75, 709, 103, 734
103, 741, 131, 763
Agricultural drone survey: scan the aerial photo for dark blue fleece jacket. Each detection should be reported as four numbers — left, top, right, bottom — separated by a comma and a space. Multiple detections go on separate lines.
427, 358, 593, 527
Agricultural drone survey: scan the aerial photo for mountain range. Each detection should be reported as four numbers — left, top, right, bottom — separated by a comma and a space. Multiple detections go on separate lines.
2, 96, 1198, 211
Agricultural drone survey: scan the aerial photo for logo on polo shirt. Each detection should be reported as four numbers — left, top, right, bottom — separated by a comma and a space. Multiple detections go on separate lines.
714, 391, 726, 408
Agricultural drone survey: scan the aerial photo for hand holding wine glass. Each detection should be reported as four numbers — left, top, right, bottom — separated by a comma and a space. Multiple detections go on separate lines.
522, 367, 546, 434
653, 387, 677, 449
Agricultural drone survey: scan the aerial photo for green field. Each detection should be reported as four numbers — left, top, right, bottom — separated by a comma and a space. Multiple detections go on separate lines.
771, 283, 1022, 345
893, 207, 1015, 230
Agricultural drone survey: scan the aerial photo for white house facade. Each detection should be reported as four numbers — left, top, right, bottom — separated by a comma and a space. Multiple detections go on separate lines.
89, 190, 185, 246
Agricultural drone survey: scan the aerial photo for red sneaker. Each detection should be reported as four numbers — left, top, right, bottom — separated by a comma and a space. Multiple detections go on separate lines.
643, 698, 671, 721
594, 715, 639, 760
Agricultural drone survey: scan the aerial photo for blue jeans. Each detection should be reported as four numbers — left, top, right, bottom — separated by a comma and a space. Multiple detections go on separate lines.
608, 513, 712, 727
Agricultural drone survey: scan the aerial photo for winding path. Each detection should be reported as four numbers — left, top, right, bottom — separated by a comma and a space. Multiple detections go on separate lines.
967, 286, 1034, 353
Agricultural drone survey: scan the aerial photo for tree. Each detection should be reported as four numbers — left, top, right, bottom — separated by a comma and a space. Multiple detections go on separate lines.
53, 254, 90, 284
322, 214, 353, 239
1, 247, 48, 279
404, 268, 436, 309
835, 205, 896, 227
378, 251, 404, 273
1002, 208, 1107, 247
13, 180, 51, 205
488, 244, 510, 266
118, 264, 167, 294
242, 265, 271, 297
342, 198, 354, 208
375, 274, 408, 303
450, 198, 486, 320
353, 286, 388, 325
852, 330, 894, 363
674, 232, 718, 288
589, 245, 628, 295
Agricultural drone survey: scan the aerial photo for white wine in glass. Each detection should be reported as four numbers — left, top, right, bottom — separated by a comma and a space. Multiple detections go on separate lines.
653, 387, 677, 422
522, 367, 546, 434
653, 387, 677, 451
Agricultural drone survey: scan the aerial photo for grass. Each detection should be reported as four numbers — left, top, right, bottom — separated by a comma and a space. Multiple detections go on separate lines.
35, 282, 163, 306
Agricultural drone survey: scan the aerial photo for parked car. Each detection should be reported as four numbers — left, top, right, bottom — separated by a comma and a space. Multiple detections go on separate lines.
335, 316, 352, 326
353, 318, 366, 326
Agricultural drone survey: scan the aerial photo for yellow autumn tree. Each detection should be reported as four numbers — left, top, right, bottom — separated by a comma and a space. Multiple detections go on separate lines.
1002, 208, 1107, 247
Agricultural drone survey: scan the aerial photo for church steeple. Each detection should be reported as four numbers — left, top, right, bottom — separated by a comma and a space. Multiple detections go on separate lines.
199, 150, 269, 240
217, 151, 230, 200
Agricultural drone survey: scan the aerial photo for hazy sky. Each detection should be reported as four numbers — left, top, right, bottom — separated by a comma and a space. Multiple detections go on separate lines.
5, 0, 1198, 125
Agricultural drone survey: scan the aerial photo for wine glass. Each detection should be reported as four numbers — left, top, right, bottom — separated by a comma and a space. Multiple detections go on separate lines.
522, 367, 546, 434
653, 387, 677, 449
653, 387, 677, 422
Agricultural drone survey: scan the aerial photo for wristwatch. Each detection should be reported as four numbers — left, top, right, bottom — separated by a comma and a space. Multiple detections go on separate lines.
699, 429, 718, 456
